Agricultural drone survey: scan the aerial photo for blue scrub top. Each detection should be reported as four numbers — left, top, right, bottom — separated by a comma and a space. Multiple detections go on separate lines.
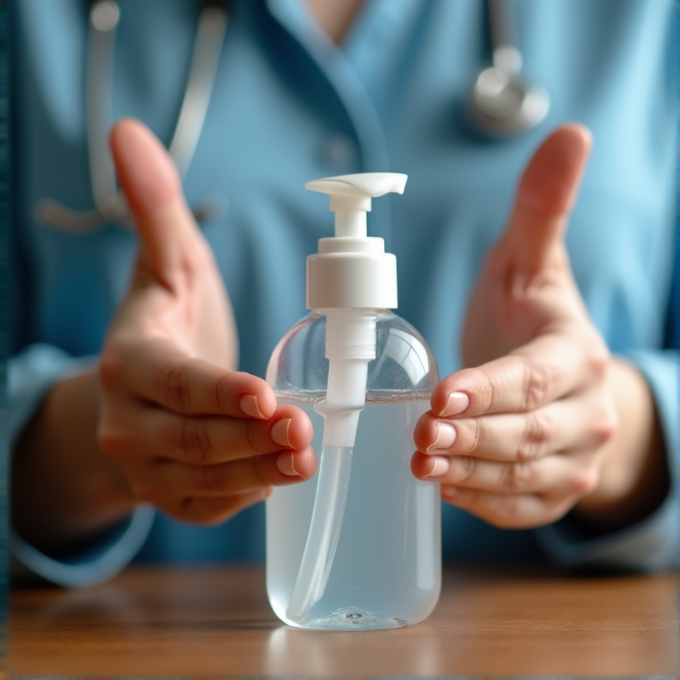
9, 0, 679, 585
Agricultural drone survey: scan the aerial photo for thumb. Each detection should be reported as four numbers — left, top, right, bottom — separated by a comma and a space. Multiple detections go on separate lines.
110, 118, 203, 290
502, 124, 592, 280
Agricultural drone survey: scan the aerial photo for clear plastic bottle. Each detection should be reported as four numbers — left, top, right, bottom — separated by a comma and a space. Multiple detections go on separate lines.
265, 172, 441, 630
266, 309, 440, 630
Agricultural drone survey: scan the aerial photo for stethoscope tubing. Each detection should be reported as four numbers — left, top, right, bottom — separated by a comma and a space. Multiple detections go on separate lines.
35, 0, 227, 232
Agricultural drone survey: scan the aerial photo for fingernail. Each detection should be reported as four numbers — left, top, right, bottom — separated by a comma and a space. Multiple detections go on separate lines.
240, 395, 265, 419
439, 392, 469, 417
441, 484, 457, 498
427, 422, 456, 452
276, 451, 299, 477
425, 456, 450, 478
271, 419, 292, 448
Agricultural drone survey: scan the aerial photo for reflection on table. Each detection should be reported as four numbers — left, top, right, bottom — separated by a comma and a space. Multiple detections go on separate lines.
10, 564, 679, 676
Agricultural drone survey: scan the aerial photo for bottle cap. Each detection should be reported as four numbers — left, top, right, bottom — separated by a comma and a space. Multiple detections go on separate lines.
306, 172, 407, 310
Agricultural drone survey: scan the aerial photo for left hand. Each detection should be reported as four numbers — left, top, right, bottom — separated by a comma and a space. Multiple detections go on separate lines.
412, 124, 622, 529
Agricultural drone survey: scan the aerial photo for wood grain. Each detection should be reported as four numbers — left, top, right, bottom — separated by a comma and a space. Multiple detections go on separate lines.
10, 564, 678, 676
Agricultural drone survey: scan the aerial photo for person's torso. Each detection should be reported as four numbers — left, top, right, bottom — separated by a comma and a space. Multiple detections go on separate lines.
13, 0, 677, 563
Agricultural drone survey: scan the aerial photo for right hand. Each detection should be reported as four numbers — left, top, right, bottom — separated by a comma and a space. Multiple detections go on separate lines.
98, 119, 316, 524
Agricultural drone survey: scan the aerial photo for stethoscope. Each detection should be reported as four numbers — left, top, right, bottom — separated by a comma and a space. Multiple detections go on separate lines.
35, 0, 228, 231
35, 0, 549, 233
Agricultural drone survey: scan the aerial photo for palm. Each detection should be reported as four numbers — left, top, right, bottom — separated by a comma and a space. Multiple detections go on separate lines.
462, 242, 580, 368
129, 243, 237, 370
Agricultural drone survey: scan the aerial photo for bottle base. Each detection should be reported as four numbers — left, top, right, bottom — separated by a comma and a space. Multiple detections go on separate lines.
288, 606, 407, 631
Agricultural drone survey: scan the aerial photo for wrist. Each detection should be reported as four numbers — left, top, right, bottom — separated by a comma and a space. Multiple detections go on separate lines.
573, 359, 669, 533
12, 370, 137, 556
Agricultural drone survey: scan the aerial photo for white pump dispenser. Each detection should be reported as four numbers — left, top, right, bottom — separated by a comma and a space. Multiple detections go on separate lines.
306, 172, 405, 311
284, 173, 407, 622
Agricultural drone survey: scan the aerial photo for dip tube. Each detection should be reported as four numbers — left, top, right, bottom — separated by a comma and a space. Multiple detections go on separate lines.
285, 312, 375, 622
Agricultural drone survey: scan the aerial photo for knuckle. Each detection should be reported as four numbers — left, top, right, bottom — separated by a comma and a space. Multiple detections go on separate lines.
586, 337, 611, 380
520, 357, 553, 411
181, 418, 213, 464
592, 403, 618, 446
251, 454, 270, 486
159, 362, 192, 413
475, 368, 498, 413
214, 374, 231, 414
98, 346, 125, 390
201, 464, 229, 494
572, 467, 599, 496
455, 418, 484, 455
451, 456, 477, 484
470, 418, 485, 452
246, 419, 263, 455
500, 462, 532, 493
97, 414, 132, 460
98, 426, 130, 459
518, 411, 554, 461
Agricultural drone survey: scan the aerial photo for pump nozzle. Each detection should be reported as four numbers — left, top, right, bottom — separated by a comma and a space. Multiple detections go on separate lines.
306, 172, 407, 200
306, 173, 407, 238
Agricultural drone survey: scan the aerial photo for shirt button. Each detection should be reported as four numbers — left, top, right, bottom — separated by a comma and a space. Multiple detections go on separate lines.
320, 135, 358, 169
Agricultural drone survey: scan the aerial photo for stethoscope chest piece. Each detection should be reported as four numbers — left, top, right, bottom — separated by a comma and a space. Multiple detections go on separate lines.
468, 1, 550, 137
470, 59, 550, 136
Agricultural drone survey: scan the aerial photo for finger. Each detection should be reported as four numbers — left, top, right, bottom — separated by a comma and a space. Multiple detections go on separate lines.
431, 331, 609, 418
503, 124, 592, 280
170, 489, 271, 526
123, 403, 313, 465
146, 447, 317, 500
110, 118, 207, 290
108, 337, 277, 417
439, 485, 579, 530
414, 447, 597, 498
415, 393, 616, 463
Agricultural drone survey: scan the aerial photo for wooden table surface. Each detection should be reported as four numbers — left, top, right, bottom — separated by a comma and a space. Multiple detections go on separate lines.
10, 564, 679, 677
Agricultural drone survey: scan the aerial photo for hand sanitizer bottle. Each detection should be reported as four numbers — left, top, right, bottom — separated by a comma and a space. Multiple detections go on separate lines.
266, 173, 441, 630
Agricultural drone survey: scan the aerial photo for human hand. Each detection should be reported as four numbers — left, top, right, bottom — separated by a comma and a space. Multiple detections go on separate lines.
411, 125, 622, 529
98, 119, 315, 524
